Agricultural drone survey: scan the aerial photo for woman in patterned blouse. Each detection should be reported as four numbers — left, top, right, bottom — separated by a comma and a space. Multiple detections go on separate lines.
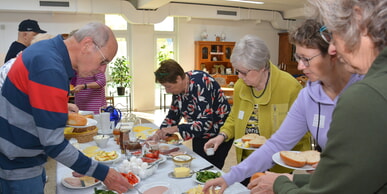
151, 59, 232, 169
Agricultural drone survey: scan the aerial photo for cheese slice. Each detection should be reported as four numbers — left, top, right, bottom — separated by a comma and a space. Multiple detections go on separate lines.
82, 146, 99, 157
133, 126, 152, 132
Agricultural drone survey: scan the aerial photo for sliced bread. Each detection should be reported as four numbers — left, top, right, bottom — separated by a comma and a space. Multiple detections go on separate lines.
241, 133, 260, 142
279, 151, 307, 168
303, 150, 320, 165
249, 136, 267, 148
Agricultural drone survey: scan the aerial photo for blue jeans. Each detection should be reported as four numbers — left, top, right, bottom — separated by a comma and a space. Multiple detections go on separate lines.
0, 169, 46, 194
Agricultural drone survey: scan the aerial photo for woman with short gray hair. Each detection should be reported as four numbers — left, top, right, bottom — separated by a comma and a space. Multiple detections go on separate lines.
204, 35, 311, 186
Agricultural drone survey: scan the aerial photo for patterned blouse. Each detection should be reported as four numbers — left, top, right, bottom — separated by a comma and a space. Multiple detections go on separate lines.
160, 70, 231, 140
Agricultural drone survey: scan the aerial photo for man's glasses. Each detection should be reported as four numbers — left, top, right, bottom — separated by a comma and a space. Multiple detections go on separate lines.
293, 53, 322, 67
236, 69, 251, 76
93, 41, 109, 65
319, 25, 332, 44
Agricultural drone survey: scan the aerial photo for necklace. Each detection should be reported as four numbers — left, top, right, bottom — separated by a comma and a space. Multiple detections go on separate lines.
250, 71, 270, 98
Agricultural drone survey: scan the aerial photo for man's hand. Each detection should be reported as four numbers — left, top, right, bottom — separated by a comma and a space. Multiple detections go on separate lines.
68, 103, 79, 113
248, 172, 293, 194
202, 177, 228, 194
103, 168, 132, 193
203, 135, 223, 153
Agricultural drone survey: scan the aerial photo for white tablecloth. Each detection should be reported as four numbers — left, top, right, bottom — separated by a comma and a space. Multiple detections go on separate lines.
56, 134, 249, 193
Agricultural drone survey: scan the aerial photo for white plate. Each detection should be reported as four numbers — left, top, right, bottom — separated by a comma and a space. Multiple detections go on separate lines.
233, 138, 259, 150
67, 118, 97, 128
93, 151, 122, 164
192, 170, 222, 184
61, 177, 101, 189
272, 151, 315, 171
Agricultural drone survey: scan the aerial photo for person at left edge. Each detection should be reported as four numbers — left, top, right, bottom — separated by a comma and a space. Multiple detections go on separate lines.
0, 22, 131, 194
4, 19, 47, 63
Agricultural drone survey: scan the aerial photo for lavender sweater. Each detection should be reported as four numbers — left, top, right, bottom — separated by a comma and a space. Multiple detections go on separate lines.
222, 74, 363, 185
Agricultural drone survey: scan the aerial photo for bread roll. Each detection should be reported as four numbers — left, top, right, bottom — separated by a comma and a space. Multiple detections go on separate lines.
67, 113, 87, 126
249, 136, 267, 148
279, 151, 307, 168
250, 172, 265, 182
241, 133, 260, 142
166, 134, 179, 142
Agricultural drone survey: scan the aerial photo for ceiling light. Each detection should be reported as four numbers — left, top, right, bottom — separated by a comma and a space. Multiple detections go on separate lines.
226, 0, 264, 5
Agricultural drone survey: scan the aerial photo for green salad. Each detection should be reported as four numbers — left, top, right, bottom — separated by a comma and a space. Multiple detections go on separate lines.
94, 187, 115, 194
195, 170, 221, 183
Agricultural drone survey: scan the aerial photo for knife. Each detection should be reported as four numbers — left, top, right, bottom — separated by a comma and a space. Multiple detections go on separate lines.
196, 165, 214, 172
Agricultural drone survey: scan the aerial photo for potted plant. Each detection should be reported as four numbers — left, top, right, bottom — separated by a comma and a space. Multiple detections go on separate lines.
109, 56, 131, 95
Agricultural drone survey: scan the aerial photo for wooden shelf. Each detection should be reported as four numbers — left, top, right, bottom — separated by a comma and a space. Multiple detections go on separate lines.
195, 41, 237, 85
278, 32, 303, 75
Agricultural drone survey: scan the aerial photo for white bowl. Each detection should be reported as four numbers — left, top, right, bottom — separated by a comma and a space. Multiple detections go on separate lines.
93, 135, 110, 148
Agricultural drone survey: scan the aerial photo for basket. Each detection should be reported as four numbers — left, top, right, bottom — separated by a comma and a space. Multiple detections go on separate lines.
64, 126, 98, 143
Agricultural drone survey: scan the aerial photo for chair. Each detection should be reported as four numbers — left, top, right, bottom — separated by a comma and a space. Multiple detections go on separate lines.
106, 96, 114, 106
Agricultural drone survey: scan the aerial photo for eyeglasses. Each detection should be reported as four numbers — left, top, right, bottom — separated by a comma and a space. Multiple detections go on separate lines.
236, 69, 251, 76
93, 41, 109, 65
293, 53, 322, 67
319, 25, 332, 44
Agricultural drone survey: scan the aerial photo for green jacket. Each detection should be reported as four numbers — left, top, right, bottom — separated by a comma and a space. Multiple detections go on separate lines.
274, 47, 387, 193
221, 63, 311, 173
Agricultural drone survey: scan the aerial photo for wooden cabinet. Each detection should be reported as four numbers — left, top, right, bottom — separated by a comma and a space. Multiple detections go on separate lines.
278, 32, 303, 75
194, 41, 238, 85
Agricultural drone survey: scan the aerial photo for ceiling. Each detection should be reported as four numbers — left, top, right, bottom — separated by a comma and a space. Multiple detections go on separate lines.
128, 0, 308, 19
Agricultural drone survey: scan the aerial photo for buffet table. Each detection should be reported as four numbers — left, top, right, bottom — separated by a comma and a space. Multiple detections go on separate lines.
56, 133, 249, 193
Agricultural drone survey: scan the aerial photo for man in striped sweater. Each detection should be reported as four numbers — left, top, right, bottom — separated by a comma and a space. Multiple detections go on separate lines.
0, 22, 131, 193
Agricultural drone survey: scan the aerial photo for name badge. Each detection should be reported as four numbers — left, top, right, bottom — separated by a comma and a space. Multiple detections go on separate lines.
238, 111, 244, 120
313, 114, 325, 128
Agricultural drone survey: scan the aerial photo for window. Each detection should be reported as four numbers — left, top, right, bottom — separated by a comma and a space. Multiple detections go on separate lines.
154, 17, 176, 109
105, 14, 127, 30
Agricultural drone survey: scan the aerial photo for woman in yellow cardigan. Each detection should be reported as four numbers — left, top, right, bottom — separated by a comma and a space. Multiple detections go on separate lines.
204, 34, 311, 185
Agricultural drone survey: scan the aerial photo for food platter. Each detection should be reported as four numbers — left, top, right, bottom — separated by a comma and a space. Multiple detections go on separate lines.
93, 151, 122, 164
61, 177, 101, 189
272, 151, 315, 171
67, 118, 97, 128
233, 138, 259, 151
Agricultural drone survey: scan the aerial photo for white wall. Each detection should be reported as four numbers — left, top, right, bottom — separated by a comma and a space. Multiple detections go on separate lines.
0, 12, 282, 112
0, 12, 104, 54
129, 17, 280, 111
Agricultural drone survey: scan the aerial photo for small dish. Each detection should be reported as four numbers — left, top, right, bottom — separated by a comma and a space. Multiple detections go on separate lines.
168, 171, 194, 179
172, 154, 194, 168
192, 170, 222, 184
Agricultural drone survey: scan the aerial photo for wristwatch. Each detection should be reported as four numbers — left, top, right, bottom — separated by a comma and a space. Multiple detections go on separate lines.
218, 133, 227, 141
83, 83, 87, 89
